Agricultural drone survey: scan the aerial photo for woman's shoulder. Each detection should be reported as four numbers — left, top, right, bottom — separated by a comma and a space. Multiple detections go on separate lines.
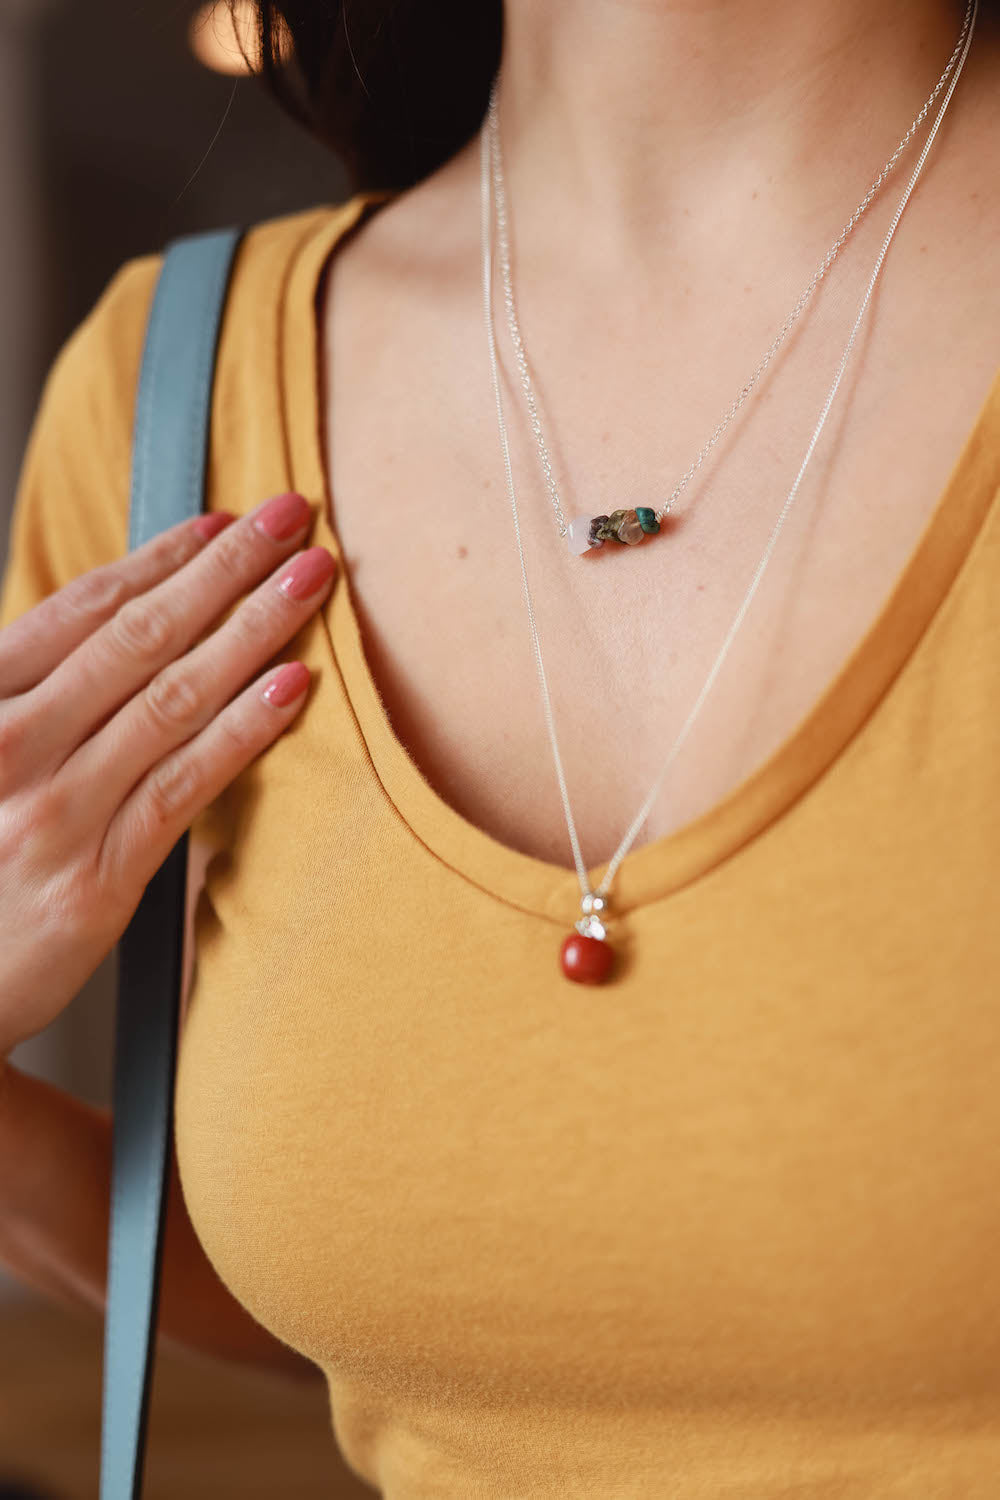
56, 196, 378, 447
78, 198, 365, 350
0, 200, 360, 631
55, 197, 366, 381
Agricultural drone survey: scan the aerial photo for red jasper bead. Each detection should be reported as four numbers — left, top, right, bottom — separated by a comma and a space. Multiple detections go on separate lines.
560, 932, 615, 984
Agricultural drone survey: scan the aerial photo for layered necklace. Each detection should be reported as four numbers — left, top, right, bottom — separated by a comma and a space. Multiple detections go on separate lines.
478, 1, 978, 983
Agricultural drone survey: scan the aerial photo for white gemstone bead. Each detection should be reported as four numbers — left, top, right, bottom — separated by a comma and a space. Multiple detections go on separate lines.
566, 513, 600, 554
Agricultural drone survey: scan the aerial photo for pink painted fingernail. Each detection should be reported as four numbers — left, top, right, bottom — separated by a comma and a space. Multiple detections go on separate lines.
276, 547, 336, 600
262, 661, 311, 707
253, 491, 311, 541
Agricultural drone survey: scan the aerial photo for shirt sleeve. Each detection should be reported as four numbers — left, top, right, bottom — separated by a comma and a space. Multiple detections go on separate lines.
0, 251, 163, 631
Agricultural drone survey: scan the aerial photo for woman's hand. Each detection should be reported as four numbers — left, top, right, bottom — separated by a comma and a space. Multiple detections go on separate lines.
0, 490, 336, 1061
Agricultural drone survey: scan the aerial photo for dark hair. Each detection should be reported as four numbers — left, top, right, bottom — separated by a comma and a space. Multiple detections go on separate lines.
245, 0, 503, 194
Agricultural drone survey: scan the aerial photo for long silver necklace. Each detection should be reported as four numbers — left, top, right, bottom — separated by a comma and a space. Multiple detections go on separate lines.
478, 3, 978, 984
487, 0, 975, 555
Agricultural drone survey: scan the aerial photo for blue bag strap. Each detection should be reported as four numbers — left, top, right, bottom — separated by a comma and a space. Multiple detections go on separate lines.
100, 224, 244, 1500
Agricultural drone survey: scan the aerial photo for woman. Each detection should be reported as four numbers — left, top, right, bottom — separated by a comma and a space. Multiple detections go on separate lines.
1, 0, 998, 1492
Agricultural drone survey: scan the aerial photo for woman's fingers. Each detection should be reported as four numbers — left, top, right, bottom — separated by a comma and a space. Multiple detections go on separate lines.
0, 489, 336, 1061
11, 492, 317, 773
0, 511, 233, 701
64, 544, 337, 832
95, 652, 318, 903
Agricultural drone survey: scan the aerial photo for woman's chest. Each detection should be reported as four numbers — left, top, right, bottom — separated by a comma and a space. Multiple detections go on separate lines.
180, 367, 1000, 1401
176, 716, 1000, 1407
318, 228, 1000, 872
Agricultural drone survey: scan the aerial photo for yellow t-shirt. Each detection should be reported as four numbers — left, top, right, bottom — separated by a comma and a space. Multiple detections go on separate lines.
3, 192, 1000, 1498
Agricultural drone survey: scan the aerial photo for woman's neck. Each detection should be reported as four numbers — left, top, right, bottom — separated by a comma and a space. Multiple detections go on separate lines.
496, 0, 972, 271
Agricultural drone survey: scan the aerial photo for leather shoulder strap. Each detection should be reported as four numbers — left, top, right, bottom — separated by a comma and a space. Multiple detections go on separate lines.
100, 224, 244, 1500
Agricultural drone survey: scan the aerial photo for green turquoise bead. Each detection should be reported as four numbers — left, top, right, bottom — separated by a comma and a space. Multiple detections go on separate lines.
635, 507, 660, 534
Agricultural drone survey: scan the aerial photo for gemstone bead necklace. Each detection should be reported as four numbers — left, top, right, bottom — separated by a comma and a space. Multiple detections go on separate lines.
486, 3, 974, 558
478, 2, 977, 984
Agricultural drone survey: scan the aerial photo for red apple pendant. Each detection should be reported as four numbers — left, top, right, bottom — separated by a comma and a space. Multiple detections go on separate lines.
560, 892, 616, 984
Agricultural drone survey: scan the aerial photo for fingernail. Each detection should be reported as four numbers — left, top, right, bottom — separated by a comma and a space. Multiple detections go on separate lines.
276, 547, 336, 600
191, 511, 236, 541
262, 661, 311, 707
253, 491, 311, 541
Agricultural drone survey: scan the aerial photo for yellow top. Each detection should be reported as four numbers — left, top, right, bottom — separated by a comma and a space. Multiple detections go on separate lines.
3, 193, 1000, 1498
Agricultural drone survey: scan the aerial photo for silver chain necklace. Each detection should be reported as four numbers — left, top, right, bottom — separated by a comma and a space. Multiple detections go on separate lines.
478, 2, 978, 984
487, 0, 975, 554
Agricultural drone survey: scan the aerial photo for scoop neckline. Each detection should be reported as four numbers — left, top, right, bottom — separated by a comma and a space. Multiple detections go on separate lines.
280, 190, 1000, 930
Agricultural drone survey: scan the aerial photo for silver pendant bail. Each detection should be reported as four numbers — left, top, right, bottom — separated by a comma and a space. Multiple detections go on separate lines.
575, 890, 609, 941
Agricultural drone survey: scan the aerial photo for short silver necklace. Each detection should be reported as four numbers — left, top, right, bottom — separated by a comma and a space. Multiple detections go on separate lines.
488, 1, 975, 554
478, 2, 978, 985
